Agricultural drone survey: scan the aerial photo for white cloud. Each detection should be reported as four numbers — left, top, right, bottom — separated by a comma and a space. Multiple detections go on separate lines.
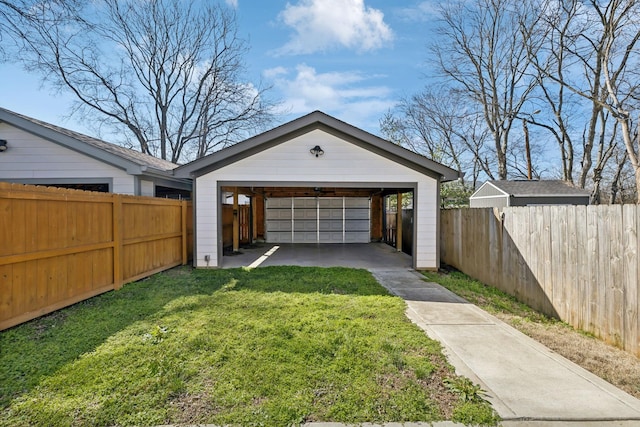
263, 66, 288, 79
225, 0, 238, 8
396, 1, 440, 22
275, 0, 394, 55
265, 64, 396, 131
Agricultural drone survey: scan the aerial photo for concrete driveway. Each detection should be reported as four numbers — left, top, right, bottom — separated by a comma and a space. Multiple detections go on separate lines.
221, 242, 412, 269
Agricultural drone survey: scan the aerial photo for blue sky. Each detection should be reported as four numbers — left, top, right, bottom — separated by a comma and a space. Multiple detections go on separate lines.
0, 0, 440, 137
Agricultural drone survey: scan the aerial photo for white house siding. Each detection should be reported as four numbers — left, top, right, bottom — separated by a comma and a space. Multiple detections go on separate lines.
0, 124, 134, 194
140, 180, 155, 197
194, 130, 440, 269
195, 174, 219, 267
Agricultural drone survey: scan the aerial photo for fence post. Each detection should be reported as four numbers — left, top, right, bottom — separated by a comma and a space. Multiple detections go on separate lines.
113, 194, 123, 290
181, 200, 188, 265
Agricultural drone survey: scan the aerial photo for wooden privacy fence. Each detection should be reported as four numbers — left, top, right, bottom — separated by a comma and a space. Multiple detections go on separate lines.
441, 206, 639, 356
221, 204, 251, 248
385, 210, 413, 255
0, 182, 193, 331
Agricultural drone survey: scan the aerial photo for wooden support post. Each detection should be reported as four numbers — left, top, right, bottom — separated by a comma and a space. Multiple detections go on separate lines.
113, 194, 124, 290
396, 192, 403, 252
233, 188, 240, 252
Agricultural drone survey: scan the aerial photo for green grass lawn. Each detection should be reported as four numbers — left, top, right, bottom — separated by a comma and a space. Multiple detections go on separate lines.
1, 266, 497, 426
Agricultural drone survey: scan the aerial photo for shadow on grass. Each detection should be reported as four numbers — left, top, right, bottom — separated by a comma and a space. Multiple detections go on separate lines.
0, 266, 390, 408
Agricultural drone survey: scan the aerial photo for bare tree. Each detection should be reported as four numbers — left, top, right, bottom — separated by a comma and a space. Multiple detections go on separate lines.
6, 0, 275, 163
380, 88, 491, 187
432, 0, 543, 179
0, 1, 81, 58
533, 0, 640, 202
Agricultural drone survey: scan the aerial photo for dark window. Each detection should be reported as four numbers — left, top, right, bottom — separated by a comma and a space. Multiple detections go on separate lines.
155, 185, 191, 200
41, 183, 109, 192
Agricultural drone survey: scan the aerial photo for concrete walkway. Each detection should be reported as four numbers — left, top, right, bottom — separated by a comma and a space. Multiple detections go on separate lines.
369, 268, 640, 423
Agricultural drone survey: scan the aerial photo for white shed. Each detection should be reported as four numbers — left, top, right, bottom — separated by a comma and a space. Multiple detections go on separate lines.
175, 111, 459, 270
0, 108, 191, 197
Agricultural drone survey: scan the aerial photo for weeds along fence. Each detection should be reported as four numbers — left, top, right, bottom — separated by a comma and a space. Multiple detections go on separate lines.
441, 206, 639, 357
0, 182, 193, 331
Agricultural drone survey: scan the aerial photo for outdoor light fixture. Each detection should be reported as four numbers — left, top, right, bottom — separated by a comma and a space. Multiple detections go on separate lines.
310, 145, 324, 157
0, 140, 7, 152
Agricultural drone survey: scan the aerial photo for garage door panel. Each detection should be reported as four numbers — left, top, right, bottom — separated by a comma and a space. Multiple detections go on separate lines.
294, 198, 317, 208
319, 209, 343, 219
345, 232, 369, 242
319, 232, 343, 243
294, 231, 318, 242
266, 197, 370, 243
294, 209, 317, 220
345, 198, 369, 208
266, 208, 292, 220
345, 209, 369, 219
268, 231, 292, 242
345, 219, 369, 231
319, 220, 343, 231
319, 198, 343, 208
294, 220, 317, 231
266, 220, 292, 231
268, 198, 292, 208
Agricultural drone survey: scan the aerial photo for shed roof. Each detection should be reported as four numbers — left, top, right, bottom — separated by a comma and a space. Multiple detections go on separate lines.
473, 180, 591, 198
174, 110, 460, 181
0, 107, 178, 175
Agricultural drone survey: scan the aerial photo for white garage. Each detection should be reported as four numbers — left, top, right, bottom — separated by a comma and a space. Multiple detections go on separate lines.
174, 111, 459, 270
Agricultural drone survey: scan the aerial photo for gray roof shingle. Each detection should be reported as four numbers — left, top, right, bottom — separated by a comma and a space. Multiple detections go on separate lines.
487, 180, 591, 197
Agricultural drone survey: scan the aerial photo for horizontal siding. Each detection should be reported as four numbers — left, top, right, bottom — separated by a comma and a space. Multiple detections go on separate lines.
0, 123, 135, 195
415, 180, 438, 269
140, 180, 154, 197
213, 130, 428, 183
470, 196, 509, 208
195, 175, 218, 267
474, 183, 505, 198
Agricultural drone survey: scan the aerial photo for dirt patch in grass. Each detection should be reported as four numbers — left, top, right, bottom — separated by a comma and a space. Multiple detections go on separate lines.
425, 270, 640, 400
420, 356, 460, 419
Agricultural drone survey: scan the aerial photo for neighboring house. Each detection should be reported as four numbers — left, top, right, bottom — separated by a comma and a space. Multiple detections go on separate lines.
0, 108, 191, 198
175, 111, 460, 270
469, 180, 591, 208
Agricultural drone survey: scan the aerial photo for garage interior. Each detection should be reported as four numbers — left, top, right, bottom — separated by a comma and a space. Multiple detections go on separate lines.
221, 185, 413, 255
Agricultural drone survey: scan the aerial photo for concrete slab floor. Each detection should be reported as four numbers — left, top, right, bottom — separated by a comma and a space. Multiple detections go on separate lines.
221, 242, 412, 269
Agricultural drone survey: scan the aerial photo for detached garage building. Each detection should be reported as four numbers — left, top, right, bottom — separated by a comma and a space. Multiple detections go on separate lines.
469, 180, 591, 208
175, 111, 459, 270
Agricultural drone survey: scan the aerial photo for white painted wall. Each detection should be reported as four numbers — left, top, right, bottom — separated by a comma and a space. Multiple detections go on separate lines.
140, 180, 155, 197
0, 123, 135, 194
194, 130, 440, 269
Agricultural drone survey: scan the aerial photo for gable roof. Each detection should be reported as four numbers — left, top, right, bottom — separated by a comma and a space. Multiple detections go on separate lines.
174, 110, 460, 181
0, 107, 178, 175
472, 180, 591, 198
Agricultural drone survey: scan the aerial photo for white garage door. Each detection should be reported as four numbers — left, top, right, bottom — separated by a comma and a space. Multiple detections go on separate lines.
265, 197, 370, 243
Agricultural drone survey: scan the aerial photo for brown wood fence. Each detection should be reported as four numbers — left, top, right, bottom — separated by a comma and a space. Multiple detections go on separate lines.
0, 182, 193, 331
221, 204, 251, 248
385, 210, 413, 255
441, 206, 639, 356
